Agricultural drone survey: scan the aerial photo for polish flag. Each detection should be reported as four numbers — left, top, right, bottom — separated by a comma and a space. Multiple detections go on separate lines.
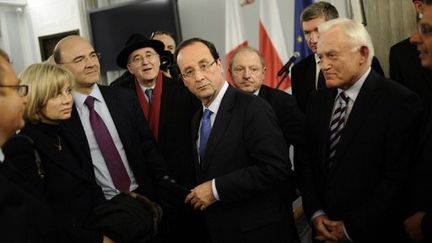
259, 0, 290, 90
225, 0, 249, 83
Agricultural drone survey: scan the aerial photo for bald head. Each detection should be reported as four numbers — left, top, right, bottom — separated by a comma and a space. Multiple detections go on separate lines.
53, 35, 86, 64
53, 35, 100, 94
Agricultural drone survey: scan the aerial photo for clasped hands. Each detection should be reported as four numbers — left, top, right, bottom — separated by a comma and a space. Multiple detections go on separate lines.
313, 215, 349, 243
184, 180, 216, 211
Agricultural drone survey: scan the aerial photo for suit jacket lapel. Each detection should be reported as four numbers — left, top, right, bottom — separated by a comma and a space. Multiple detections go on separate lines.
62, 106, 92, 163
329, 72, 379, 174
307, 56, 318, 91
258, 85, 270, 100
318, 89, 337, 174
201, 86, 235, 172
99, 86, 132, 151
191, 109, 202, 177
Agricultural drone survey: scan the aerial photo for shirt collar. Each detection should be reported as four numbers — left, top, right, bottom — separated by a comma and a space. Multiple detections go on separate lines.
203, 81, 229, 115
337, 67, 371, 102
73, 83, 105, 109
253, 87, 260, 96
314, 53, 320, 65
0, 148, 4, 163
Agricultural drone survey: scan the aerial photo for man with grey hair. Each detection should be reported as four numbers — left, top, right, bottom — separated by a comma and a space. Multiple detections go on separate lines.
298, 18, 422, 242
291, 1, 383, 114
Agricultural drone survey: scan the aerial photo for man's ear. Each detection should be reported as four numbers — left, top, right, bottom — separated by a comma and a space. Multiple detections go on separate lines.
359, 46, 370, 65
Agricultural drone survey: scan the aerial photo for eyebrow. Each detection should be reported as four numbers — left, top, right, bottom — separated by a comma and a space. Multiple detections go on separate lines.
72, 51, 97, 61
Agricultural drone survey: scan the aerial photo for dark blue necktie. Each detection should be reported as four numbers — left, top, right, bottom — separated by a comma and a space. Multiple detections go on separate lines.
199, 109, 213, 161
84, 96, 131, 191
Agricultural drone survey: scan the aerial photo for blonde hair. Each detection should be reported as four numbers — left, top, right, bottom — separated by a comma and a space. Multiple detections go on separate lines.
19, 63, 75, 122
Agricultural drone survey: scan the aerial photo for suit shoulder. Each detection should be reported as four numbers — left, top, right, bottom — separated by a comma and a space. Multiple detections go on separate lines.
110, 72, 134, 88
390, 38, 411, 51
100, 84, 135, 97
292, 55, 314, 72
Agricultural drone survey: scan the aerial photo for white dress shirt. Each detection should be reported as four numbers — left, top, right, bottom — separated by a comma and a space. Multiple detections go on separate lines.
197, 81, 229, 201
73, 84, 138, 199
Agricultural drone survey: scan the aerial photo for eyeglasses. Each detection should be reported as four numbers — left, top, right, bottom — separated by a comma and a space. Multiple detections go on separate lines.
129, 52, 159, 65
417, 23, 432, 36
60, 52, 101, 66
0, 84, 28, 96
231, 66, 262, 75
181, 60, 217, 80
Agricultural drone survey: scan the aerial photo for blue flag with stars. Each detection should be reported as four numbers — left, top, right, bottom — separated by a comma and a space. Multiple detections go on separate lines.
294, 0, 314, 62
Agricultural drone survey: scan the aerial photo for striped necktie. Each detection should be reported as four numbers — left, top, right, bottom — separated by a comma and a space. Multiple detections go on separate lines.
327, 92, 349, 170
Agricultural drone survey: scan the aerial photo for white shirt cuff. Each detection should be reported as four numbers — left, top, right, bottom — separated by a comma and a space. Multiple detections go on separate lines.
311, 209, 326, 222
343, 224, 353, 241
211, 179, 220, 201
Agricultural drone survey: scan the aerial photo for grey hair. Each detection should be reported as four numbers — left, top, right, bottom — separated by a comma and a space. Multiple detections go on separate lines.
318, 18, 374, 66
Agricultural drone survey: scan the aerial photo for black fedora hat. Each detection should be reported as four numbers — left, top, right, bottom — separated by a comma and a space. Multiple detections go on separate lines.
116, 33, 165, 68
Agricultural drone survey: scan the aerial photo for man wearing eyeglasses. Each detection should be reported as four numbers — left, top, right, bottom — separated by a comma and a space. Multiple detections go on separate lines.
0, 48, 68, 242
405, 1, 432, 242
111, 33, 203, 243
175, 38, 298, 243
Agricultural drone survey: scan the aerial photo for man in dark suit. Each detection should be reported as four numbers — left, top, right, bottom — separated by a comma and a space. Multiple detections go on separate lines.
175, 37, 298, 243
228, 47, 304, 196
390, 0, 432, 128
54, 35, 169, 201
291, 1, 384, 114
111, 33, 199, 189
404, 1, 432, 241
111, 33, 203, 243
298, 18, 422, 242
228, 46, 304, 152
0, 49, 67, 242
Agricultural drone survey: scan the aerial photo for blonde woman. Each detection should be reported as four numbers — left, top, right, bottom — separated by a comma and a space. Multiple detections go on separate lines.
3, 63, 114, 243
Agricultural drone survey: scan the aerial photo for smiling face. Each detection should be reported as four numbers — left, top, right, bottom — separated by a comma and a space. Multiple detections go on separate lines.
176, 41, 224, 107
230, 49, 265, 93
57, 36, 100, 94
127, 47, 161, 87
317, 26, 368, 89
411, 4, 432, 69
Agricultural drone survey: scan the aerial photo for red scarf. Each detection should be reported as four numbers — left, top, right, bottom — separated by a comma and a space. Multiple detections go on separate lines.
134, 72, 163, 141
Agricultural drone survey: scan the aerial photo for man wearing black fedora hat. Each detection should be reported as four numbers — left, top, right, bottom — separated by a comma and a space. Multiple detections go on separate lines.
111, 33, 205, 243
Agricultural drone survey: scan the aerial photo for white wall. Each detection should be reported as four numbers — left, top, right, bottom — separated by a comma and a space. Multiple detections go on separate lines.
0, 0, 84, 73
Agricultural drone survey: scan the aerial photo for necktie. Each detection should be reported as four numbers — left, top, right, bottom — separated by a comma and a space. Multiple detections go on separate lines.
199, 109, 213, 161
327, 92, 349, 170
84, 96, 131, 191
145, 89, 153, 103
317, 70, 326, 89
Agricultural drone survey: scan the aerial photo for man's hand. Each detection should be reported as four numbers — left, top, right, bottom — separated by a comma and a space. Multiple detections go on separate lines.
404, 211, 426, 242
322, 219, 348, 242
102, 235, 115, 243
313, 215, 338, 242
184, 180, 216, 211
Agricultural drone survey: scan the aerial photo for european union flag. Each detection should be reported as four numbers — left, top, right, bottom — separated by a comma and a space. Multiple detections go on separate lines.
294, 0, 314, 62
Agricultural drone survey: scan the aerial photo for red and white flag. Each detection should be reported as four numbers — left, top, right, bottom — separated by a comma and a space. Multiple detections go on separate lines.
225, 0, 248, 83
259, 0, 290, 90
